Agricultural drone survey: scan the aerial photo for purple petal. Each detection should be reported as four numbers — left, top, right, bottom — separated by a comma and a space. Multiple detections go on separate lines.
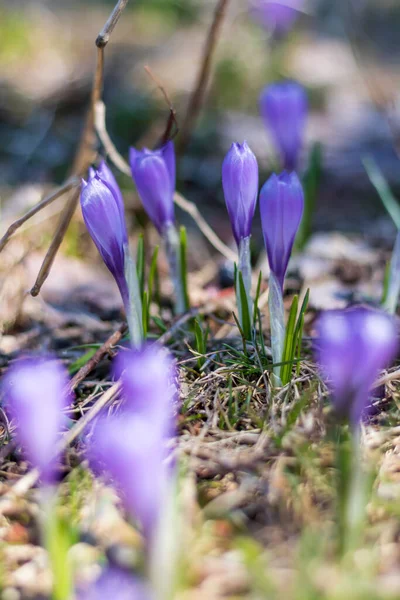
80, 175, 129, 305
250, 0, 304, 33
260, 171, 304, 290
260, 81, 307, 170
96, 161, 125, 218
130, 146, 175, 234
87, 414, 168, 542
3, 357, 71, 482
77, 567, 152, 600
113, 345, 178, 436
316, 307, 398, 424
160, 141, 176, 196
222, 141, 259, 246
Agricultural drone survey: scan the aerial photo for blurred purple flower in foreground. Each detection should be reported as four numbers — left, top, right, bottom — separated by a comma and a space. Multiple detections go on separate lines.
130, 142, 176, 235
260, 171, 304, 291
78, 567, 151, 600
114, 345, 178, 435
81, 165, 129, 307
3, 358, 70, 483
222, 142, 259, 247
250, 0, 304, 34
88, 345, 177, 543
316, 307, 398, 425
260, 81, 307, 170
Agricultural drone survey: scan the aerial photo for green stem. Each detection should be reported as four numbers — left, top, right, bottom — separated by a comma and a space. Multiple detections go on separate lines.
164, 223, 186, 315
268, 271, 285, 385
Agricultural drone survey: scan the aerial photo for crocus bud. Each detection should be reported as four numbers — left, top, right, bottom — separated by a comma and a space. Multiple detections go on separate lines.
3, 358, 71, 483
222, 141, 259, 246
260, 171, 304, 291
77, 567, 152, 600
130, 141, 176, 235
250, 0, 304, 34
260, 81, 307, 170
114, 345, 178, 436
316, 307, 398, 425
81, 169, 129, 307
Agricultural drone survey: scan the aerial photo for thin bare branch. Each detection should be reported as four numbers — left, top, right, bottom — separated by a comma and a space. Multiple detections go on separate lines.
30, 187, 81, 296
95, 100, 131, 176
177, 0, 230, 154
144, 65, 179, 147
174, 191, 236, 262
69, 323, 127, 392
0, 177, 79, 253
96, 0, 129, 48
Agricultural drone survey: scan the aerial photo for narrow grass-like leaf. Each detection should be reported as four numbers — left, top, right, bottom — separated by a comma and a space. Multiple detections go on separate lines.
68, 348, 98, 375
253, 271, 262, 325
179, 225, 190, 311
136, 233, 145, 298
363, 155, 400, 228
238, 270, 252, 341
384, 229, 400, 314
280, 295, 298, 384
142, 290, 148, 339
147, 245, 159, 308
194, 317, 208, 370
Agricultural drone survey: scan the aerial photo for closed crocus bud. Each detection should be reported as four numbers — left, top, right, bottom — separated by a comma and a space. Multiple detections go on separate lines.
260, 81, 307, 170
77, 567, 152, 600
316, 307, 398, 425
114, 345, 178, 436
130, 141, 176, 235
81, 170, 129, 307
260, 171, 304, 291
250, 0, 304, 34
3, 358, 71, 483
222, 141, 259, 246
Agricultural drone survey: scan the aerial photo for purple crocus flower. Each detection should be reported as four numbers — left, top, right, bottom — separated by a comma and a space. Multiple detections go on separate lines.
130, 141, 175, 235
77, 567, 152, 600
88, 345, 177, 543
114, 345, 178, 436
88, 413, 169, 543
222, 142, 259, 246
260, 81, 307, 170
81, 168, 129, 307
260, 171, 304, 291
250, 0, 304, 34
3, 358, 71, 483
316, 307, 398, 425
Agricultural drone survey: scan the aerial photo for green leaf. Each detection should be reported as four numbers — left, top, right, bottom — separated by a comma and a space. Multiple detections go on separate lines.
280, 295, 298, 384
238, 270, 252, 341
179, 225, 190, 311
136, 233, 145, 298
253, 270, 262, 325
147, 245, 159, 308
68, 348, 97, 375
363, 155, 400, 227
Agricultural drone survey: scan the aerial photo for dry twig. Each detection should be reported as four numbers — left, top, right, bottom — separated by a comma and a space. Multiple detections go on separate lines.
177, 0, 231, 154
